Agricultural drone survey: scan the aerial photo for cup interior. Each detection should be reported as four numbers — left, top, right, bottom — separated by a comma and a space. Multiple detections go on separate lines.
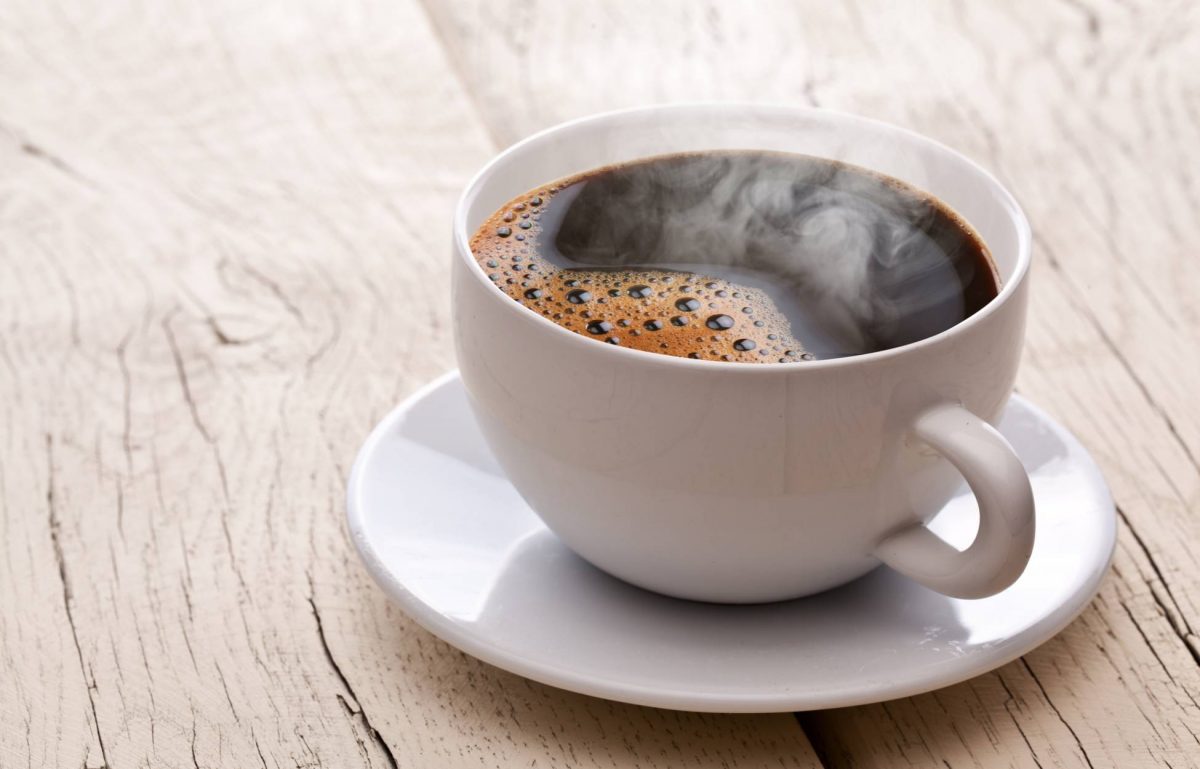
458, 104, 1029, 287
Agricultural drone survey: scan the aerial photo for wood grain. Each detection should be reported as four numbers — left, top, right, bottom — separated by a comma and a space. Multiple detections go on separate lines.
0, 1, 820, 767
3, 0, 1198, 767
419, 0, 1200, 766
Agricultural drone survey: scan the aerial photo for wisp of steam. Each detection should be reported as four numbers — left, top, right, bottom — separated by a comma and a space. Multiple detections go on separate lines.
545, 152, 984, 357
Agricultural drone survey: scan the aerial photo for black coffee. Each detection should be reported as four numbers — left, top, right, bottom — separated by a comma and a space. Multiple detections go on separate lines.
471, 151, 997, 362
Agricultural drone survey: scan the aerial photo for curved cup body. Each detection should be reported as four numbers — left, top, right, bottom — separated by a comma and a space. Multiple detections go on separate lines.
453, 104, 1031, 603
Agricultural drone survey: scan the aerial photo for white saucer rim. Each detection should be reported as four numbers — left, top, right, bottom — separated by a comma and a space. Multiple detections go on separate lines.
347, 370, 1117, 713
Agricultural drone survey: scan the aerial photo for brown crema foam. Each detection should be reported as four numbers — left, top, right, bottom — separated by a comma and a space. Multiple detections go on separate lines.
470, 151, 997, 363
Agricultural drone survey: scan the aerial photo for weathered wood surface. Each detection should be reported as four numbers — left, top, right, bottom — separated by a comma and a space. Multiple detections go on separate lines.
2, 0, 1197, 767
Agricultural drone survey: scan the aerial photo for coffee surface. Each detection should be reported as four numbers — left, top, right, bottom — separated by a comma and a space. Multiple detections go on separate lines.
470, 151, 998, 362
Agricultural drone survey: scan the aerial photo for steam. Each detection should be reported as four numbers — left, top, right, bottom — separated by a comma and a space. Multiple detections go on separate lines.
549, 152, 977, 356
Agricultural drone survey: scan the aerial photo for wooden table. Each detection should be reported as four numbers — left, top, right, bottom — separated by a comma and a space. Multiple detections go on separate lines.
3, 1, 1198, 766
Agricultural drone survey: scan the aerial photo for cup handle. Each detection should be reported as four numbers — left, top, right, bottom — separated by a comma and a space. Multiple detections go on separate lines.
873, 402, 1035, 599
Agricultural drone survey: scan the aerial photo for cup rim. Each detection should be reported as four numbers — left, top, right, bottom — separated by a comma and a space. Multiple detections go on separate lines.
453, 102, 1032, 372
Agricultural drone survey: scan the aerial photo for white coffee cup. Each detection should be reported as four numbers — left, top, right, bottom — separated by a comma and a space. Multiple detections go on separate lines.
452, 104, 1034, 603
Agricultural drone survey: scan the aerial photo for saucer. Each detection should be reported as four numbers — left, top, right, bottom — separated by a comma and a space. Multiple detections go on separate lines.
347, 371, 1116, 713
